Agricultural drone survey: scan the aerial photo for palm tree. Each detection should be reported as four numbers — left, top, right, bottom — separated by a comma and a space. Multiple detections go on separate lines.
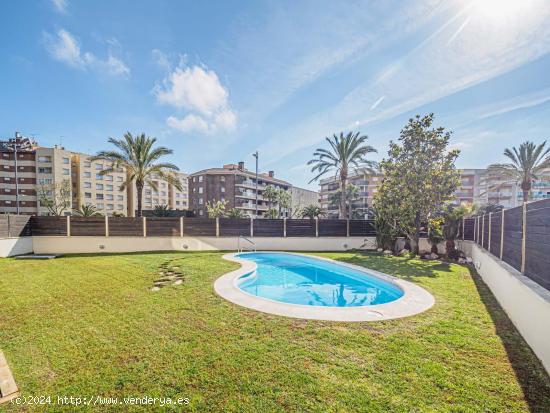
92, 132, 182, 217
262, 185, 279, 211
301, 205, 325, 220
73, 204, 103, 217
308, 132, 377, 218
488, 141, 550, 203
152, 204, 171, 217
276, 188, 292, 218
227, 208, 245, 218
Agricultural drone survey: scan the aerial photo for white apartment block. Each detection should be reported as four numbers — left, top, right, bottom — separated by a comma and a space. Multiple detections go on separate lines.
1, 133, 189, 216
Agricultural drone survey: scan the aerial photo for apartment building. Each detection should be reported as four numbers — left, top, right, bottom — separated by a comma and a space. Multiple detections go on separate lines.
128, 172, 188, 214
319, 172, 382, 218
290, 187, 319, 217
1, 133, 189, 216
188, 162, 291, 217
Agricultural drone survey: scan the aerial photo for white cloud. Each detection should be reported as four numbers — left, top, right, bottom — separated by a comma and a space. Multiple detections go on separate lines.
51, 0, 67, 13
43, 29, 130, 77
155, 64, 236, 134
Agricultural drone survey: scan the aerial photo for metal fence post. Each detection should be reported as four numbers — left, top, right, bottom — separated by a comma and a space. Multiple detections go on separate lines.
481, 214, 485, 248
250, 218, 254, 237
7, 215, 11, 238
142, 217, 146, 237
521, 203, 527, 274
105, 216, 109, 237
180, 217, 184, 237
216, 217, 220, 237
474, 216, 477, 243
500, 209, 505, 260
283, 218, 287, 238
488, 212, 492, 252
67, 215, 71, 237
346, 219, 350, 237
462, 218, 465, 241
315, 217, 319, 237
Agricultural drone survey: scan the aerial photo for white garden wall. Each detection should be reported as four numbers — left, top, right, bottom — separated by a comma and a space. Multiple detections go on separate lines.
462, 240, 550, 374
31, 236, 377, 254
0, 238, 33, 257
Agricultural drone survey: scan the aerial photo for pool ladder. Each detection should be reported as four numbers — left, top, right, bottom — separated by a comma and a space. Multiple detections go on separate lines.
237, 235, 256, 253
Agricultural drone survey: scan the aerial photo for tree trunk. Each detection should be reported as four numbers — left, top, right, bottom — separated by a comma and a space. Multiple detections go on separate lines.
340, 170, 347, 220
412, 212, 421, 255
136, 183, 143, 217
521, 180, 531, 204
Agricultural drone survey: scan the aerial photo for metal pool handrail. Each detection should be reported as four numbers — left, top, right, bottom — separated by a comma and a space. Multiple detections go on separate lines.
237, 235, 256, 253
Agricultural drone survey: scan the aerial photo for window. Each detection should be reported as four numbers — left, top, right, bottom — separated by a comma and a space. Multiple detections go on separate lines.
145, 190, 151, 196
62, 168, 70, 175
107, 204, 114, 210
106, 194, 113, 200
198, 187, 203, 194
84, 161, 91, 168
96, 194, 104, 200
193, 177, 196, 182
38, 178, 53, 185
199, 198, 203, 205
117, 176, 123, 182
84, 182, 91, 189
161, 191, 166, 196
106, 175, 113, 181
221, 197, 225, 202
96, 174, 103, 180
97, 203, 104, 209
84, 171, 91, 178
199, 210, 204, 216
96, 184, 103, 190
106, 185, 113, 191
62, 157, 70, 164
117, 195, 123, 201
117, 204, 123, 210
95, 164, 103, 170
38, 156, 52, 162
84, 192, 92, 199
198, 176, 203, 182
161, 182, 166, 188
2, 153, 9, 158
220, 176, 225, 182
221, 187, 225, 193
38, 167, 52, 174
176, 201, 180, 205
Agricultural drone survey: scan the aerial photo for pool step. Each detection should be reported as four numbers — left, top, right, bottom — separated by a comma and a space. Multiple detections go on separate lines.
0, 351, 19, 405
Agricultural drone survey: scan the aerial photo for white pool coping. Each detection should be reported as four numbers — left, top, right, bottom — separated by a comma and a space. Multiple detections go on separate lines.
214, 252, 435, 322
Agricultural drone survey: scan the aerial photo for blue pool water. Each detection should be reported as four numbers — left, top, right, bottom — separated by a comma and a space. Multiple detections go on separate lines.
236, 252, 403, 307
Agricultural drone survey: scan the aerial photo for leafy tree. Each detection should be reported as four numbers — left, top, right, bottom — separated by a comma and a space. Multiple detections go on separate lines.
329, 184, 361, 219
427, 217, 444, 254
37, 180, 72, 216
227, 208, 246, 218
91, 132, 182, 217
111, 211, 125, 217
73, 204, 103, 217
206, 200, 227, 218
488, 141, 550, 203
476, 203, 504, 215
373, 210, 400, 251
265, 208, 278, 219
308, 131, 377, 218
441, 203, 472, 258
262, 185, 279, 212
375, 114, 460, 254
301, 205, 325, 220
152, 204, 171, 217
277, 188, 292, 217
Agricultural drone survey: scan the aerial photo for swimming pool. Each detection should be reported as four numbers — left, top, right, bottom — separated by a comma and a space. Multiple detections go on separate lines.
236, 252, 403, 307
214, 252, 435, 321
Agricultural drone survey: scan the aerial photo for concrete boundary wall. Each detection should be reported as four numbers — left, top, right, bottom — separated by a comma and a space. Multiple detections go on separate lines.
0, 238, 33, 257
459, 240, 550, 375
31, 236, 377, 254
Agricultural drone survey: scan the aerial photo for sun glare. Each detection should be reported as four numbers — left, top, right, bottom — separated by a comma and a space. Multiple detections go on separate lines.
473, 0, 534, 20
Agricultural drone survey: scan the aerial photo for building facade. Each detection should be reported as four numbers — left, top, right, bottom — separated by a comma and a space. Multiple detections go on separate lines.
0, 133, 188, 216
319, 172, 382, 218
188, 162, 291, 217
290, 186, 319, 217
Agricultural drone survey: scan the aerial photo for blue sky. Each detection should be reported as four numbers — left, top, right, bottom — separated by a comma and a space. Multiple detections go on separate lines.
1, 0, 550, 190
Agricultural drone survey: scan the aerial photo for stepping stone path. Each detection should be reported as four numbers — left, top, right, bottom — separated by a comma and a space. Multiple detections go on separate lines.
150, 258, 185, 291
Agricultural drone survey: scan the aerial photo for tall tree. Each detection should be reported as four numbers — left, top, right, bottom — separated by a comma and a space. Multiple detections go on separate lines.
37, 180, 72, 216
92, 132, 182, 217
308, 131, 377, 219
301, 205, 325, 220
375, 114, 460, 254
262, 185, 279, 212
206, 200, 227, 218
276, 188, 292, 217
488, 141, 550, 203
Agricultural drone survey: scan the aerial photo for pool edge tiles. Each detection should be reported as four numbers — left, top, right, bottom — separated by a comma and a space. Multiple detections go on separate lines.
214, 252, 435, 322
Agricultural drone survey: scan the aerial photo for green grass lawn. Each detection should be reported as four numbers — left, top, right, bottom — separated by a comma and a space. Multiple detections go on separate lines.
1, 251, 549, 412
